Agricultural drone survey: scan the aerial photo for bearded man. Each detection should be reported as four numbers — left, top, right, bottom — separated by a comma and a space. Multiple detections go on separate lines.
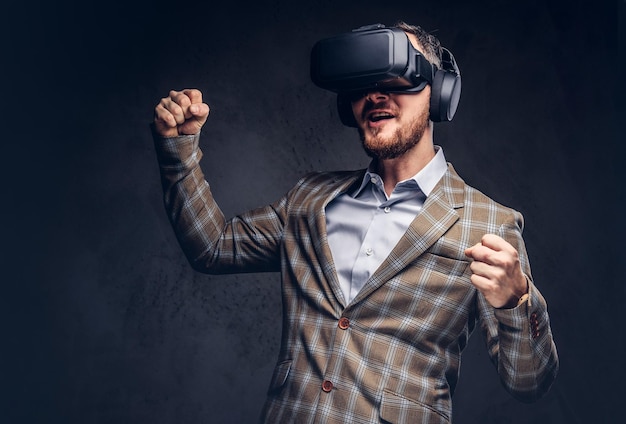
151, 21, 558, 424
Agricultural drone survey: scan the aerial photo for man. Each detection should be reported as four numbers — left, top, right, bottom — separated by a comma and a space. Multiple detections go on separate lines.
152, 21, 558, 423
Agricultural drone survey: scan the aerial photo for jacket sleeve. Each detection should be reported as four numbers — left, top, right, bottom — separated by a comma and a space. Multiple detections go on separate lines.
153, 131, 287, 274
476, 210, 559, 402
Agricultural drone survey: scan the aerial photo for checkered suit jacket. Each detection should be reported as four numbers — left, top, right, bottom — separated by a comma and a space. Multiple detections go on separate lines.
155, 134, 558, 423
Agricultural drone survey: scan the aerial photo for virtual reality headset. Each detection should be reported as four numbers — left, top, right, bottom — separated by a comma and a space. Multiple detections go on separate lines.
310, 24, 461, 123
311, 24, 435, 93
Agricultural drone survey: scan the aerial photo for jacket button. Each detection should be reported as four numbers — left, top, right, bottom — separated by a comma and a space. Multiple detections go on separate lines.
322, 380, 333, 392
338, 317, 350, 330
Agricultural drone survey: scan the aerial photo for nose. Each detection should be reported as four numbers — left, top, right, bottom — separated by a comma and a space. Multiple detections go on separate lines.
365, 90, 390, 103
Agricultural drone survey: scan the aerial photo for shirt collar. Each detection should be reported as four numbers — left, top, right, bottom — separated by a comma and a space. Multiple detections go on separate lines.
353, 145, 448, 198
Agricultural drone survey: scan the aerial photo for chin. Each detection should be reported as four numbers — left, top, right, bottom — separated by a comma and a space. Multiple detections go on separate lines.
358, 119, 427, 160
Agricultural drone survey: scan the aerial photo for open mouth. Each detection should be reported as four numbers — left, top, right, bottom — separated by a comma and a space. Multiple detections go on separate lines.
367, 111, 395, 122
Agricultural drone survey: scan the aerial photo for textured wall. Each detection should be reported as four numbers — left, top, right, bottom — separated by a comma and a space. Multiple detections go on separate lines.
3, 0, 623, 423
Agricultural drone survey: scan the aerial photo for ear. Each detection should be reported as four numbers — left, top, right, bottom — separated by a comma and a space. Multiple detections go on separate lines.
337, 94, 358, 127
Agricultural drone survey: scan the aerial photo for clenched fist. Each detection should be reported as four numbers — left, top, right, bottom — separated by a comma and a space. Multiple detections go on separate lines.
153, 89, 210, 137
464, 234, 529, 309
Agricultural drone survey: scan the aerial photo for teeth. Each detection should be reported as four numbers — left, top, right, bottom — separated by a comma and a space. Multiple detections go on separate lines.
370, 112, 393, 121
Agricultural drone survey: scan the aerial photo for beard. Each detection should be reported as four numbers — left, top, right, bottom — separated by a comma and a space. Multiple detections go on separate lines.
358, 106, 430, 160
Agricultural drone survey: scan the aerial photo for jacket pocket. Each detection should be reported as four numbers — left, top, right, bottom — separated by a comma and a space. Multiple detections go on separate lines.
267, 359, 291, 394
379, 389, 449, 423
420, 252, 469, 277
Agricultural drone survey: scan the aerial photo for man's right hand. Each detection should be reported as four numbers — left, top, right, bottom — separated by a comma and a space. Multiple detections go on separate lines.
153, 89, 210, 137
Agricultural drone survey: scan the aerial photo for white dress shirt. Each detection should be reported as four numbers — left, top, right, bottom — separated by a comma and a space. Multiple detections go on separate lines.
325, 146, 448, 305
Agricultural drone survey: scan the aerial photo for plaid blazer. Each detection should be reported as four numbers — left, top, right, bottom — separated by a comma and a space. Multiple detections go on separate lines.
155, 134, 558, 423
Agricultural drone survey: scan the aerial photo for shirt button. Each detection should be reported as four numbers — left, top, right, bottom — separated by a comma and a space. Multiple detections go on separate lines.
365, 248, 373, 256
370, 177, 377, 184
322, 380, 333, 392
338, 317, 350, 330
384, 206, 391, 213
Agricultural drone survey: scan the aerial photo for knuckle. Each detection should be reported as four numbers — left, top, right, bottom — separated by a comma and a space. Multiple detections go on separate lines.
178, 94, 191, 106
157, 98, 169, 110
187, 88, 201, 97
154, 107, 168, 120
494, 268, 506, 281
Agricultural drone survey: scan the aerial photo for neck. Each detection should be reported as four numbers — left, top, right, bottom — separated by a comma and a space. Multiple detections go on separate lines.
374, 130, 436, 197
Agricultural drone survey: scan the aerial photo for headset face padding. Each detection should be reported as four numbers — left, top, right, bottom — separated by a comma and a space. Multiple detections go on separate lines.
337, 94, 358, 127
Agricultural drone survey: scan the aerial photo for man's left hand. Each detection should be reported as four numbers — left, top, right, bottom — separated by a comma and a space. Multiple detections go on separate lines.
464, 234, 528, 309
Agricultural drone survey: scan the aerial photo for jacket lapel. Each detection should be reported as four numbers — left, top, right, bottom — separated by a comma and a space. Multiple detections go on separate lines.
310, 170, 365, 309
351, 165, 466, 304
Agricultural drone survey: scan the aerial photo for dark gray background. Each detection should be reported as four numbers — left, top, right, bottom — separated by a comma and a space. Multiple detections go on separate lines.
3, 0, 623, 422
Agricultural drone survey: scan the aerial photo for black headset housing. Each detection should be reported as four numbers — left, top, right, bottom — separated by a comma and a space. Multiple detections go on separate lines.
310, 24, 461, 126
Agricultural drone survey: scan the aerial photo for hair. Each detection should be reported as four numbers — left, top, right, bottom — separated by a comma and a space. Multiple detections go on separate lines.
393, 21, 442, 68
